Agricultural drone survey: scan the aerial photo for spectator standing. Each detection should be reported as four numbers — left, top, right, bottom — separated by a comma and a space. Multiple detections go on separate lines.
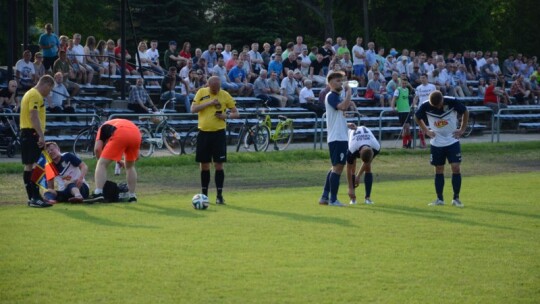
414, 91, 468, 208
390, 77, 413, 148
38, 23, 59, 71
319, 71, 353, 207
191, 76, 239, 205
20, 75, 55, 207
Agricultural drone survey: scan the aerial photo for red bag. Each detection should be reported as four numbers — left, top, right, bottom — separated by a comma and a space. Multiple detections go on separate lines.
364, 88, 375, 99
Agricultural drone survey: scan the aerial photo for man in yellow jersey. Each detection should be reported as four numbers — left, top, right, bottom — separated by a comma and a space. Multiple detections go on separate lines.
191, 76, 239, 205
20, 75, 55, 207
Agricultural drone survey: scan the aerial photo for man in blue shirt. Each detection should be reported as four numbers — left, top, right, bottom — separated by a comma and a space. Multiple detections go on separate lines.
38, 23, 60, 71
228, 60, 253, 96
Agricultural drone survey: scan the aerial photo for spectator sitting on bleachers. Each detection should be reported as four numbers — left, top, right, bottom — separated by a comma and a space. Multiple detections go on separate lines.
484, 77, 508, 111
67, 39, 85, 84
474, 51, 487, 74
48, 72, 76, 121
502, 54, 516, 80
145, 40, 165, 76
228, 60, 253, 97
480, 58, 497, 80
299, 79, 324, 117
434, 62, 456, 97
161, 66, 190, 112
281, 42, 294, 62
513, 53, 523, 75
15, 50, 36, 90
261, 43, 272, 69
281, 69, 300, 106
193, 57, 209, 78
114, 38, 139, 76
179, 59, 193, 80
340, 52, 353, 80
164, 41, 184, 70
386, 72, 399, 101
384, 54, 397, 80
268, 53, 283, 81
365, 71, 386, 107
456, 64, 473, 96
84, 36, 105, 76
192, 48, 202, 66
253, 69, 274, 106
282, 52, 299, 79
409, 65, 422, 88
222, 43, 232, 63
72, 34, 96, 84
510, 74, 532, 105
135, 41, 158, 85
266, 71, 288, 107
58, 35, 68, 53
447, 64, 465, 97
213, 57, 238, 94
270, 37, 281, 55
128, 77, 158, 114
179, 41, 192, 60
309, 53, 326, 87
248, 42, 264, 76
294, 35, 307, 56
33, 52, 47, 80
201, 44, 218, 69
239, 51, 257, 83
477, 78, 486, 99
529, 75, 540, 104
271, 45, 283, 61
337, 39, 350, 59
299, 47, 311, 77
102, 39, 118, 75
52, 50, 80, 96
319, 39, 335, 76
225, 50, 238, 71
0, 80, 19, 112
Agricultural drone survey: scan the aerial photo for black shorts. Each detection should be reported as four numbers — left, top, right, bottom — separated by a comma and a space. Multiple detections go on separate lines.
430, 141, 462, 166
20, 129, 41, 165
195, 129, 227, 163
398, 112, 412, 125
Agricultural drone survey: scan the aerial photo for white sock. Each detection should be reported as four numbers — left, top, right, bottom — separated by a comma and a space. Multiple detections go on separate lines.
129, 192, 136, 198
94, 189, 103, 195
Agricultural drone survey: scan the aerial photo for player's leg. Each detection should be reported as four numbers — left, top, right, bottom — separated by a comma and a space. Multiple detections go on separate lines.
195, 131, 212, 197
212, 130, 227, 204
328, 141, 348, 206
429, 145, 446, 206
448, 142, 464, 207
346, 154, 357, 204
363, 161, 374, 204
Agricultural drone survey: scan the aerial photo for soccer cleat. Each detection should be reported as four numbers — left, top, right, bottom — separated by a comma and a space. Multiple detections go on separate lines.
328, 200, 346, 207
28, 198, 53, 208
319, 198, 329, 205
428, 199, 445, 206
84, 193, 105, 204
68, 196, 84, 204
364, 198, 374, 205
349, 199, 357, 205
216, 197, 226, 205
452, 199, 464, 208
128, 196, 137, 203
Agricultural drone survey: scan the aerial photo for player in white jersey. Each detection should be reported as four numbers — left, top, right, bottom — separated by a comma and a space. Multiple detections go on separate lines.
412, 73, 435, 147
414, 91, 468, 208
346, 125, 380, 205
319, 71, 354, 207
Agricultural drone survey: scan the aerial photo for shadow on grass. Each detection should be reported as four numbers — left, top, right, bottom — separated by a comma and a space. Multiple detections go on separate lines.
51, 207, 160, 229
466, 206, 540, 220
357, 204, 522, 231
126, 202, 207, 218
227, 205, 356, 228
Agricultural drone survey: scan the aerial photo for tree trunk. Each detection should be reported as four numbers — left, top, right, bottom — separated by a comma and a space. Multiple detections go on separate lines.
297, 0, 335, 39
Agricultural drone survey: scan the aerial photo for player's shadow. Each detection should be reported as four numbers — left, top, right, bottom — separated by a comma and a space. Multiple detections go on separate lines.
127, 202, 208, 218
465, 206, 540, 220
356, 204, 523, 231
227, 205, 356, 228
51, 207, 160, 229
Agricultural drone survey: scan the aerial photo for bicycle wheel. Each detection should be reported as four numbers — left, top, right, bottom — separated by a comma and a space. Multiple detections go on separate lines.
139, 127, 154, 157
182, 126, 198, 154
73, 128, 96, 159
162, 125, 183, 155
272, 121, 294, 151
461, 115, 475, 138
243, 125, 270, 152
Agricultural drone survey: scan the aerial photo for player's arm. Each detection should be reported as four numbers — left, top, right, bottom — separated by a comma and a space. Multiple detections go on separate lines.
454, 109, 469, 138
346, 157, 357, 200
77, 162, 88, 188
414, 111, 434, 138
336, 83, 352, 110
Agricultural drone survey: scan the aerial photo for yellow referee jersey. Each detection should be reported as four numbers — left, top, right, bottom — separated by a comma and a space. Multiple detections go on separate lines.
20, 88, 46, 131
193, 87, 236, 131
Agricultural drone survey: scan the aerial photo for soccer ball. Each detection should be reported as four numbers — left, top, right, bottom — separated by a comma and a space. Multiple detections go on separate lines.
192, 194, 209, 210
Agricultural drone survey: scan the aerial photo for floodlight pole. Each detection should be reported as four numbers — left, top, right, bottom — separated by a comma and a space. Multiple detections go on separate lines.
363, 0, 369, 43
120, 0, 127, 100
53, 0, 59, 36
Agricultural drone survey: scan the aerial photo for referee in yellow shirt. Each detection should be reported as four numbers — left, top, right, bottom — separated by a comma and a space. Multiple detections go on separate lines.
20, 75, 55, 207
191, 76, 239, 205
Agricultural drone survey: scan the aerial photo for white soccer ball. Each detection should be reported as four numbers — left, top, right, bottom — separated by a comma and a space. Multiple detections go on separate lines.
192, 194, 209, 210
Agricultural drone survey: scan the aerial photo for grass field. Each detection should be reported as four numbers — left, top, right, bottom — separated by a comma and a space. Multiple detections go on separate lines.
0, 142, 539, 303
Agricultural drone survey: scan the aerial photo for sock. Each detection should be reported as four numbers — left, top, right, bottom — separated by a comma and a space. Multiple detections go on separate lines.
406, 134, 412, 147
364, 173, 373, 199
321, 170, 331, 199
129, 192, 136, 198
215, 170, 224, 198
435, 173, 445, 201
201, 170, 210, 196
23, 171, 33, 200
329, 172, 341, 203
94, 188, 103, 195
402, 134, 407, 146
452, 173, 461, 200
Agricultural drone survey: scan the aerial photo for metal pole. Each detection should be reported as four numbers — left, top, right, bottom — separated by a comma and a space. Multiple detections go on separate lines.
23, 0, 28, 50
120, 0, 126, 100
53, 0, 59, 36
363, 0, 369, 43
7, 0, 16, 80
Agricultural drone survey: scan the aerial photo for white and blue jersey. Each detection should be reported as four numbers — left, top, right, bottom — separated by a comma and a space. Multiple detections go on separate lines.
415, 97, 467, 147
325, 91, 348, 143
51, 152, 87, 191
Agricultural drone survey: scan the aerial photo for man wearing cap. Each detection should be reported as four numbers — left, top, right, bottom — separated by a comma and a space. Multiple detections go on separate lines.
38, 23, 60, 71
164, 41, 185, 70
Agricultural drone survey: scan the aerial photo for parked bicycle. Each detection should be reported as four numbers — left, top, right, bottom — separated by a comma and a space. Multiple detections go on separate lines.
72, 107, 105, 158
242, 109, 294, 151
0, 110, 20, 158
138, 98, 184, 157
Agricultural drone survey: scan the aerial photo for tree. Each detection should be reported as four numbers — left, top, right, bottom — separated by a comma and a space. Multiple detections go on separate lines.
296, 0, 336, 39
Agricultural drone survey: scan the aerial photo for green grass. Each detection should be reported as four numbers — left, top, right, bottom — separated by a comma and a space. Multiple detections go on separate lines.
0, 142, 539, 303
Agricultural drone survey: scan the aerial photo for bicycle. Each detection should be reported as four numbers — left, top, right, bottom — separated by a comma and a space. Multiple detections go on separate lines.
244, 109, 294, 151
137, 98, 183, 157
72, 107, 105, 158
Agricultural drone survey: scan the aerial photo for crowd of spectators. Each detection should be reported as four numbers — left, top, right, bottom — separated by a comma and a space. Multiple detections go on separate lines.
3, 25, 540, 116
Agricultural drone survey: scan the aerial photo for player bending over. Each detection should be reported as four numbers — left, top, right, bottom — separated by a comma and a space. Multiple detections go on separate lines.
346, 124, 381, 205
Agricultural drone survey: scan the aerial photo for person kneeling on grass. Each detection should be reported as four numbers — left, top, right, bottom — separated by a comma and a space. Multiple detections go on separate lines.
346, 124, 380, 205
43, 141, 89, 204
